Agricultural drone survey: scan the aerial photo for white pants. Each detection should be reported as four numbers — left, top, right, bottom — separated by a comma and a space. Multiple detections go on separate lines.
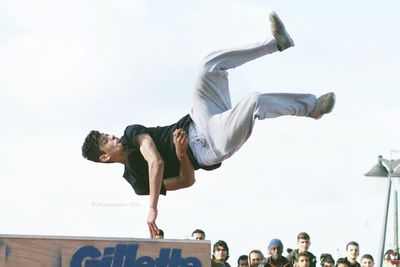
189, 37, 317, 165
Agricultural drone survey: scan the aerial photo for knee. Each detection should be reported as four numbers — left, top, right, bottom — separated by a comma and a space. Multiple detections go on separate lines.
200, 52, 225, 74
243, 92, 261, 108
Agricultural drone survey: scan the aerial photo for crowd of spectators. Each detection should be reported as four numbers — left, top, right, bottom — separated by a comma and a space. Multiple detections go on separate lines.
159, 229, 400, 267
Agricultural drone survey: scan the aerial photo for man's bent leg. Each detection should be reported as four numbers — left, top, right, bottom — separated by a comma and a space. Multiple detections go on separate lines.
207, 92, 317, 161
191, 38, 280, 134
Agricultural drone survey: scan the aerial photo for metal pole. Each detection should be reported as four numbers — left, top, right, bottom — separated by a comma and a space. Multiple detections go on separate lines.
380, 173, 392, 267
394, 189, 399, 254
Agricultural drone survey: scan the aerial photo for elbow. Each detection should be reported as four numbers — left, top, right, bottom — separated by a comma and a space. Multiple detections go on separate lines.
155, 158, 164, 169
181, 175, 196, 188
149, 158, 164, 170
157, 158, 164, 167
187, 176, 196, 187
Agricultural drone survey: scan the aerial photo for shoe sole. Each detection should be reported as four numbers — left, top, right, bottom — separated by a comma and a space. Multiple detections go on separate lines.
325, 92, 336, 114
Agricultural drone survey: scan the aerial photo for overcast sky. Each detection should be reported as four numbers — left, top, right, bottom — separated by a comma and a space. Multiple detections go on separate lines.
1, 0, 400, 264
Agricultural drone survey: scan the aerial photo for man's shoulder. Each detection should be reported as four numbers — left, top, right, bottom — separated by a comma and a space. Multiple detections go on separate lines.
337, 258, 359, 266
287, 249, 297, 259
124, 124, 150, 136
306, 251, 317, 260
281, 256, 290, 265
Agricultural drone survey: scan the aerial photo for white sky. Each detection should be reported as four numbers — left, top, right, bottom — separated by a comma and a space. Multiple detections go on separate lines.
1, 0, 400, 264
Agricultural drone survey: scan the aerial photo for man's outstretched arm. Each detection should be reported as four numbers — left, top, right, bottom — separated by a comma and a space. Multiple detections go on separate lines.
136, 133, 164, 238
163, 129, 195, 190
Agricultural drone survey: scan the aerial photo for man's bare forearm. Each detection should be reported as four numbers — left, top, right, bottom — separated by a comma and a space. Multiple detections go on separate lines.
148, 159, 164, 209
177, 153, 195, 183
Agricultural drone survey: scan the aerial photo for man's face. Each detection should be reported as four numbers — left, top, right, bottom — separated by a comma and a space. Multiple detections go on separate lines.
238, 259, 249, 267
346, 245, 359, 261
214, 246, 228, 262
99, 134, 124, 162
249, 252, 263, 267
361, 258, 374, 267
297, 239, 311, 253
296, 256, 310, 267
192, 233, 205, 240
269, 246, 283, 260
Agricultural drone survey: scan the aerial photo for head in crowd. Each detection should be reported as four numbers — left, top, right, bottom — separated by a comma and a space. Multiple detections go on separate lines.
249, 250, 264, 267
345, 241, 360, 262
268, 239, 284, 260
238, 255, 249, 267
155, 229, 164, 239
192, 229, 206, 240
295, 252, 310, 267
384, 249, 400, 267
213, 240, 230, 263
320, 253, 335, 267
297, 232, 311, 253
360, 254, 374, 267
336, 258, 350, 267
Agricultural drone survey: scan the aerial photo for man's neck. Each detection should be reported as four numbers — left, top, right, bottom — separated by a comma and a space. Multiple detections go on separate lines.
271, 257, 283, 265
116, 150, 129, 165
214, 259, 225, 264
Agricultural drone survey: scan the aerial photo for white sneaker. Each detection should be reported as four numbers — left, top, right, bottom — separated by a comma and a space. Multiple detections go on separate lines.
269, 11, 294, 52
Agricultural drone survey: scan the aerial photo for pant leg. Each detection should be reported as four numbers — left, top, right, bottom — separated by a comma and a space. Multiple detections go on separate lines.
208, 92, 316, 161
190, 37, 278, 137
189, 37, 316, 164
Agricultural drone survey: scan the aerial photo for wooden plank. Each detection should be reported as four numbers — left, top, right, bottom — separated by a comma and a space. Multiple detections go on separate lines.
0, 234, 210, 267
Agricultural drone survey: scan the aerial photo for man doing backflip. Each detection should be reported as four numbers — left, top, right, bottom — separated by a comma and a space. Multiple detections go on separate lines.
82, 11, 335, 238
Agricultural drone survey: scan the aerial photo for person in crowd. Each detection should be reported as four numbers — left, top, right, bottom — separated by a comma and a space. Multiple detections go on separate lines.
295, 252, 310, 267
192, 229, 206, 240
155, 228, 164, 239
261, 239, 291, 267
320, 253, 335, 267
336, 258, 350, 267
360, 254, 374, 267
384, 249, 399, 267
212, 240, 231, 267
337, 241, 360, 267
249, 250, 265, 267
287, 232, 317, 267
238, 255, 249, 267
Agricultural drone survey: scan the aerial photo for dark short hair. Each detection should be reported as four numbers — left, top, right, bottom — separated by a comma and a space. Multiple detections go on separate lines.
297, 232, 310, 241
336, 258, 350, 267
361, 254, 374, 262
346, 241, 359, 250
320, 253, 335, 266
192, 229, 205, 238
238, 255, 248, 264
82, 130, 103, 162
249, 250, 264, 259
296, 252, 310, 262
384, 250, 398, 261
157, 229, 164, 236
213, 240, 229, 260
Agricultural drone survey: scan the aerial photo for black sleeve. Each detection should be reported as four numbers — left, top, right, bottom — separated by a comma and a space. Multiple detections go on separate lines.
122, 124, 151, 147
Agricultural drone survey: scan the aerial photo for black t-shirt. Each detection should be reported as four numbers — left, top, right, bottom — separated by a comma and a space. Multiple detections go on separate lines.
120, 114, 221, 195
338, 258, 360, 267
